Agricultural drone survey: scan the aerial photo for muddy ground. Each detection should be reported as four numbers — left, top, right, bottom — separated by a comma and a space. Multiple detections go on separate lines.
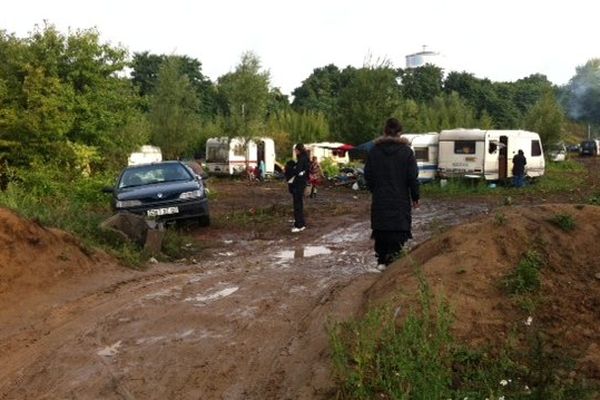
1, 158, 599, 399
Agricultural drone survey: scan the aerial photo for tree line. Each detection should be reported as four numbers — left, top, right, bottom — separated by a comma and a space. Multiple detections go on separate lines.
1, 23, 599, 175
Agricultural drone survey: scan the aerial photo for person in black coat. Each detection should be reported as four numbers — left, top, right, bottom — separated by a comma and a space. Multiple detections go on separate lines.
512, 149, 527, 188
364, 118, 420, 270
289, 143, 310, 232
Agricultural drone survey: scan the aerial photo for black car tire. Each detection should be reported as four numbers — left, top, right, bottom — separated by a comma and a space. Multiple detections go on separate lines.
198, 215, 211, 227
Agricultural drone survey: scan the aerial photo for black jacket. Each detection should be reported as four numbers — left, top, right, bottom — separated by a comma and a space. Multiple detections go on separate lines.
292, 152, 310, 188
512, 153, 527, 176
364, 136, 420, 232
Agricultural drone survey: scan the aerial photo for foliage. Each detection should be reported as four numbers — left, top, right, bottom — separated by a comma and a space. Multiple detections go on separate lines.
320, 157, 340, 178
504, 251, 544, 295
291, 64, 347, 116
399, 64, 443, 103
147, 57, 201, 159
217, 51, 270, 141
523, 91, 565, 146
560, 58, 600, 124
266, 110, 330, 144
333, 64, 402, 144
548, 213, 576, 232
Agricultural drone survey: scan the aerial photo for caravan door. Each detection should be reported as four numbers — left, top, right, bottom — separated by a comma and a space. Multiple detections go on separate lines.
498, 135, 508, 180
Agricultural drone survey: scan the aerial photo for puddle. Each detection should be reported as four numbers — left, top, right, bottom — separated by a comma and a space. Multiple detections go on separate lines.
97, 341, 122, 357
184, 286, 239, 304
275, 246, 332, 261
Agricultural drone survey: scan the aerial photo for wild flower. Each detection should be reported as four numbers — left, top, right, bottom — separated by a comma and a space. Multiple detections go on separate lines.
525, 316, 533, 326
500, 379, 508, 386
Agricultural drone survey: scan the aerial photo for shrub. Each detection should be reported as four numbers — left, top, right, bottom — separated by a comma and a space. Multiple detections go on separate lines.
320, 157, 340, 178
504, 251, 544, 295
548, 213, 576, 232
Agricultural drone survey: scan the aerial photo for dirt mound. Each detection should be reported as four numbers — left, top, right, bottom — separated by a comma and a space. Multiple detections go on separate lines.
0, 208, 117, 299
366, 204, 600, 379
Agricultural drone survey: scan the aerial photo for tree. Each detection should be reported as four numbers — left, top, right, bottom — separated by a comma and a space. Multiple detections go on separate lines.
147, 57, 201, 159
216, 51, 270, 159
334, 65, 402, 144
131, 52, 217, 116
561, 59, 600, 125
399, 64, 443, 103
523, 91, 565, 145
291, 64, 347, 117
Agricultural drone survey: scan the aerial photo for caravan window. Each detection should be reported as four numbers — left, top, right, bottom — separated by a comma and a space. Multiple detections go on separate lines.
531, 140, 542, 157
206, 146, 227, 162
414, 147, 429, 161
488, 142, 498, 154
454, 141, 476, 154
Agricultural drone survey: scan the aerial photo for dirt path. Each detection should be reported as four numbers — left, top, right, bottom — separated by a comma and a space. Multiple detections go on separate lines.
0, 198, 488, 400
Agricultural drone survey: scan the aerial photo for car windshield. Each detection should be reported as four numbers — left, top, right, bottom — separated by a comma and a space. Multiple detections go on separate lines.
119, 163, 193, 189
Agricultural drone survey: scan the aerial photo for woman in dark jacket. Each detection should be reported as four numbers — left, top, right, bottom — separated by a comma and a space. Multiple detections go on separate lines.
289, 143, 310, 232
364, 118, 420, 270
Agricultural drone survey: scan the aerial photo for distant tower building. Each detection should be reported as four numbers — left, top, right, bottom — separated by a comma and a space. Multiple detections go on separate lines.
405, 45, 440, 69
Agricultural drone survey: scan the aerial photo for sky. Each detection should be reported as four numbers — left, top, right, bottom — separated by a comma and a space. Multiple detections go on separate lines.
1, 0, 598, 95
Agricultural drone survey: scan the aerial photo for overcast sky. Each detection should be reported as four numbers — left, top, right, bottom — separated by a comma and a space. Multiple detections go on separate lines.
1, 0, 598, 95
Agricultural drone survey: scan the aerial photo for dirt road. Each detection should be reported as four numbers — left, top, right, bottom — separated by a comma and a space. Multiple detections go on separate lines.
0, 195, 488, 400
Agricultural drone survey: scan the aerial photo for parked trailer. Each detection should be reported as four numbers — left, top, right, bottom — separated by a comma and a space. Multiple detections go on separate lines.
401, 133, 439, 182
437, 129, 545, 180
205, 137, 276, 175
294, 142, 351, 164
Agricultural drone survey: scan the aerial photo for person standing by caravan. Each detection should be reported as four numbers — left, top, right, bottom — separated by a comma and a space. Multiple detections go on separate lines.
512, 149, 527, 188
309, 156, 323, 198
289, 144, 310, 232
364, 118, 420, 271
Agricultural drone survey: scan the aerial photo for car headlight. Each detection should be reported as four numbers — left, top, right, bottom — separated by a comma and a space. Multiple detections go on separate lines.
116, 199, 142, 208
179, 190, 203, 199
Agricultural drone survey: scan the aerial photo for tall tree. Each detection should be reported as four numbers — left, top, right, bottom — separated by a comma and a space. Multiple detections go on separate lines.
216, 51, 270, 143
399, 64, 443, 103
148, 57, 200, 159
561, 59, 600, 125
523, 91, 565, 146
291, 64, 347, 117
334, 65, 402, 144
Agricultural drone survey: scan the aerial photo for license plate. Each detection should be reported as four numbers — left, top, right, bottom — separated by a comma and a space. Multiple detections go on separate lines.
147, 207, 179, 217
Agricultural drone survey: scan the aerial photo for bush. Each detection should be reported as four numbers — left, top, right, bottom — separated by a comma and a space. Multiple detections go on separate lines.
504, 251, 544, 295
548, 214, 576, 232
320, 157, 340, 178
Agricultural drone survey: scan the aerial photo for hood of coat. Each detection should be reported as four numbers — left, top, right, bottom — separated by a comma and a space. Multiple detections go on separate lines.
373, 135, 410, 155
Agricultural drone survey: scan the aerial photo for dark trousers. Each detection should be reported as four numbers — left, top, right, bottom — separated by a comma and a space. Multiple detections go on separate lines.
292, 186, 305, 228
373, 231, 409, 265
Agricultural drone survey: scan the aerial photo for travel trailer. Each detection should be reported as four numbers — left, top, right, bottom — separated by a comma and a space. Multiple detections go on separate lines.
127, 145, 162, 166
205, 137, 276, 175
293, 142, 351, 164
401, 133, 439, 182
437, 129, 545, 180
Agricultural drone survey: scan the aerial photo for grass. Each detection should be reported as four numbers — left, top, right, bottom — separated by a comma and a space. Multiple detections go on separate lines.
548, 214, 576, 232
329, 268, 595, 400
0, 166, 198, 267
422, 160, 586, 199
504, 251, 544, 295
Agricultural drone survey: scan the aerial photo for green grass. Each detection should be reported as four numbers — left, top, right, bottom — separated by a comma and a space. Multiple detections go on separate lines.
0, 166, 193, 267
422, 160, 586, 199
504, 251, 544, 295
548, 213, 576, 232
329, 268, 595, 400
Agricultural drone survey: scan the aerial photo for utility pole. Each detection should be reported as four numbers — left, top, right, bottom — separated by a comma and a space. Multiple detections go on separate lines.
588, 124, 591, 139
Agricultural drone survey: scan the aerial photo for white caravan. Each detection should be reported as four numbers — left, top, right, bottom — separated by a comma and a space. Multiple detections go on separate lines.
437, 129, 545, 180
205, 137, 276, 175
401, 133, 439, 182
127, 145, 162, 166
295, 142, 351, 164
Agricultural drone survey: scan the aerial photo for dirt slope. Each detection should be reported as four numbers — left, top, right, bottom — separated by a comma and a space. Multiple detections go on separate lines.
366, 204, 600, 379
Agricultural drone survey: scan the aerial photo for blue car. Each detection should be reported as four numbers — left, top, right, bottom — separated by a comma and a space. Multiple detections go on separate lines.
107, 161, 210, 226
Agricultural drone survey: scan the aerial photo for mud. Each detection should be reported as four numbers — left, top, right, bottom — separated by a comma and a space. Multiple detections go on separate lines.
0, 197, 488, 400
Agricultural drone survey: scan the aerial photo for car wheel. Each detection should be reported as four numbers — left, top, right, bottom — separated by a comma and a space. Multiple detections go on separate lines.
198, 215, 210, 227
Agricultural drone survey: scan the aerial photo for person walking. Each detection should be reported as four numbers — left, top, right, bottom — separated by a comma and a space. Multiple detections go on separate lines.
289, 144, 310, 232
364, 118, 420, 271
512, 149, 527, 188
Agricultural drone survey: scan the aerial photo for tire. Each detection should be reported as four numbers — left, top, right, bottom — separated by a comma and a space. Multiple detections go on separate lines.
198, 215, 211, 227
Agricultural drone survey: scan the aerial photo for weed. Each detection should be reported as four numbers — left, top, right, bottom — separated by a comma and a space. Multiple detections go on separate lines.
494, 212, 507, 226
588, 193, 600, 205
161, 229, 197, 260
504, 251, 544, 295
548, 213, 576, 232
